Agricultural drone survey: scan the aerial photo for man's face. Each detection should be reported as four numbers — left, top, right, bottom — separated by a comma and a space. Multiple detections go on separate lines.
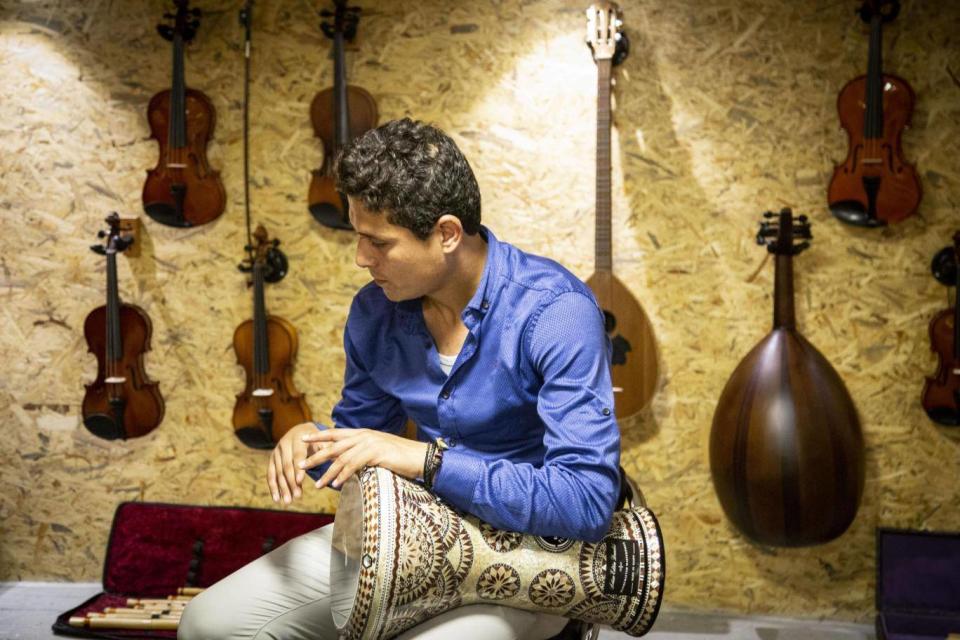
348, 197, 444, 302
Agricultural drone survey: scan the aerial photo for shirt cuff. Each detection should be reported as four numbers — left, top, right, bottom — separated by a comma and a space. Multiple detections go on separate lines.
431, 449, 484, 510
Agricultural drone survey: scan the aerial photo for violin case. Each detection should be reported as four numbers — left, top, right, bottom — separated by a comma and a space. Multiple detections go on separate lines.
876, 527, 960, 639
51, 501, 333, 639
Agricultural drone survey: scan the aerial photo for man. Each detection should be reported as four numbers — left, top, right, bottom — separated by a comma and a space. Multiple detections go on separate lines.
178, 118, 621, 640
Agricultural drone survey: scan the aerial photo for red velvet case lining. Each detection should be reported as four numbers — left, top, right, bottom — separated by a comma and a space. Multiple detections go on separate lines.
52, 501, 333, 639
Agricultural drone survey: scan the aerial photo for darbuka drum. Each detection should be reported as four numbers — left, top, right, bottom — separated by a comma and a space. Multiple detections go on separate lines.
330, 467, 664, 639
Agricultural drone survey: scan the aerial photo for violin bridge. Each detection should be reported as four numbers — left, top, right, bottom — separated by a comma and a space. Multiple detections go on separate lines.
105, 376, 127, 383
252, 388, 274, 397
166, 163, 188, 169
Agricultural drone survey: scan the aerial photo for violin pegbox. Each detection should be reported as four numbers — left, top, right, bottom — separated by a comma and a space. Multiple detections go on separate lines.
320, 0, 361, 41
756, 208, 812, 256
586, 2, 627, 64
157, 0, 201, 43
91, 212, 134, 256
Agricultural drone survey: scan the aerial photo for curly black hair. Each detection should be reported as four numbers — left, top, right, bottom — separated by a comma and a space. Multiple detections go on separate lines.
335, 118, 481, 240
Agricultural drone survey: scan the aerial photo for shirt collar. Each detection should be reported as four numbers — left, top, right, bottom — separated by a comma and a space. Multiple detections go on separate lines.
462, 225, 499, 317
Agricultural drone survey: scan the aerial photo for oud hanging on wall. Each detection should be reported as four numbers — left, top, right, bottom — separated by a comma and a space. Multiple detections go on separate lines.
143, 0, 226, 228
584, 2, 659, 419
828, 0, 920, 227
710, 209, 864, 547
308, 0, 378, 230
82, 213, 165, 440
233, 226, 312, 450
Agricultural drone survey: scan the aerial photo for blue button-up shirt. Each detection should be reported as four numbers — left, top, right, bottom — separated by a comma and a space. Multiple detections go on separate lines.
325, 227, 621, 542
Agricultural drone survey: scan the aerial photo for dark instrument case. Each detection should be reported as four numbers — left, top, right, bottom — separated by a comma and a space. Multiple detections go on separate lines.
876, 527, 960, 640
52, 501, 333, 639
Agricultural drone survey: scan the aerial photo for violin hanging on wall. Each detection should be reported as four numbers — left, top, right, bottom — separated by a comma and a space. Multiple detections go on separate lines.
922, 232, 960, 426
828, 0, 920, 227
308, 0, 378, 230
233, 226, 312, 450
584, 2, 659, 419
82, 213, 165, 440
143, 0, 226, 228
710, 209, 864, 546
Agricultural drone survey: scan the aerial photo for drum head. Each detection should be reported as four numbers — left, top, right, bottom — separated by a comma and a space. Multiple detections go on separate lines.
330, 474, 363, 630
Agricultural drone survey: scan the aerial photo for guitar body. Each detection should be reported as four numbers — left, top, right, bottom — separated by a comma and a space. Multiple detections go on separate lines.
586, 271, 658, 418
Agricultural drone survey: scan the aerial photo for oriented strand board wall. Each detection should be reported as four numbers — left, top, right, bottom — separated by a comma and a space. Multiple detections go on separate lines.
1, 0, 958, 622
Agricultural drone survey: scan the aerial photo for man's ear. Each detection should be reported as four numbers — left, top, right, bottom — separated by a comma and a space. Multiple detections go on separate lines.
435, 215, 464, 253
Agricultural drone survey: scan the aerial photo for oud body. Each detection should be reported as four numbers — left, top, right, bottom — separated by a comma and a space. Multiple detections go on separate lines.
710, 210, 864, 546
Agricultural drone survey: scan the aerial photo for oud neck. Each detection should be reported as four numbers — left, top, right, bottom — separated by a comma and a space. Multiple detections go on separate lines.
253, 263, 270, 376
333, 31, 350, 153
106, 252, 122, 363
595, 58, 613, 273
169, 34, 188, 149
773, 253, 796, 330
864, 14, 884, 140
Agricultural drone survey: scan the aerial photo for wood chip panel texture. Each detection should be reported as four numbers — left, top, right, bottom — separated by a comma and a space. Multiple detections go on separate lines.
1, 0, 958, 622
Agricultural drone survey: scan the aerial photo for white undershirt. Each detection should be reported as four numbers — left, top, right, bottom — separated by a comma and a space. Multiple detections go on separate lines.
437, 352, 458, 376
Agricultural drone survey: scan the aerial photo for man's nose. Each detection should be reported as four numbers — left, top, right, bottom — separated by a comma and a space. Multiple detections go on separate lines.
355, 241, 374, 268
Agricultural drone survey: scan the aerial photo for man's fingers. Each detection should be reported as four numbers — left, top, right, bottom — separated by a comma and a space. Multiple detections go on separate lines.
273, 447, 292, 504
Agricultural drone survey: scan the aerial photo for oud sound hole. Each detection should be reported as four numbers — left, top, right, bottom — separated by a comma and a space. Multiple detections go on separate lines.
602, 309, 632, 366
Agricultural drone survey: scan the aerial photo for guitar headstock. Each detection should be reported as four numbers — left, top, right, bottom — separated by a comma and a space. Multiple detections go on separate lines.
90, 212, 134, 256
586, 2, 629, 65
321, 0, 361, 41
158, 0, 201, 43
756, 208, 812, 256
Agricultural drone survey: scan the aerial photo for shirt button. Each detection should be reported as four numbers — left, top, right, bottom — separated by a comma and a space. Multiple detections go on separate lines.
440, 390, 450, 400
481, 299, 490, 310
602, 407, 611, 416
447, 438, 457, 447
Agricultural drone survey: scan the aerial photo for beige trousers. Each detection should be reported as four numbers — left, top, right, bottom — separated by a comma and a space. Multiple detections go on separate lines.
177, 524, 569, 640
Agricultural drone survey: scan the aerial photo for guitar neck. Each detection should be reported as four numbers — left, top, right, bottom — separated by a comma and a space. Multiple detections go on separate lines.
595, 58, 613, 273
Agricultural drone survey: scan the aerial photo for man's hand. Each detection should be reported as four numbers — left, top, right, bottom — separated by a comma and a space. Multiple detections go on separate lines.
266, 422, 321, 505
300, 429, 429, 489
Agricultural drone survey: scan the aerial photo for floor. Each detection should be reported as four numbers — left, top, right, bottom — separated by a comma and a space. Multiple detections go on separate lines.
0, 582, 877, 640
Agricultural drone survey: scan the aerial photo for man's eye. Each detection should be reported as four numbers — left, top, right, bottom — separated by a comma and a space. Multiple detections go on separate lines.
371, 240, 387, 248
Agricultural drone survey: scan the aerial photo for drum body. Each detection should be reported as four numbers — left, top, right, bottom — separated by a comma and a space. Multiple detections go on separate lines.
330, 467, 665, 639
